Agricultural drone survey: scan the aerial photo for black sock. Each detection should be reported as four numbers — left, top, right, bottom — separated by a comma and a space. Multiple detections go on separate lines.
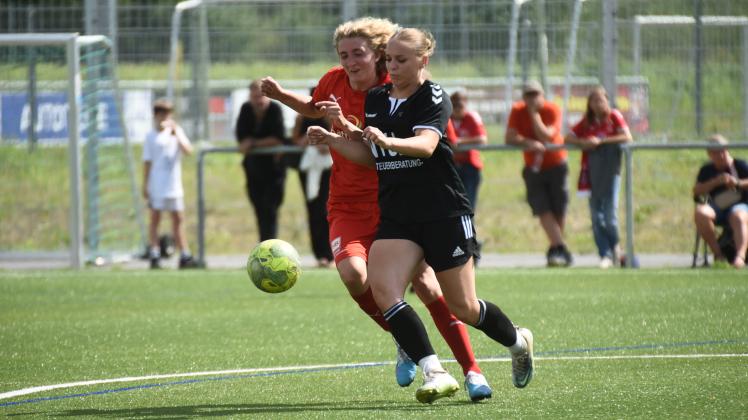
383, 301, 434, 363
475, 299, 517, 347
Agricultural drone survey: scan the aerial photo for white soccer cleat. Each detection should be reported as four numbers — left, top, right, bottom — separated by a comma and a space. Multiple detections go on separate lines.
415, 369, 459, 404
511, 327, 535, 388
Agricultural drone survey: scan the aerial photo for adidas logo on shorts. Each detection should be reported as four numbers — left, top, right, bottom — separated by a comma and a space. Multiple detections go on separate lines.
452, 246, 465, 257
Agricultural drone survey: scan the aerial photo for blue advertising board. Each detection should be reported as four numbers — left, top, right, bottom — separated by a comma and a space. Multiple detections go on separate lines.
1, 92, 123, 142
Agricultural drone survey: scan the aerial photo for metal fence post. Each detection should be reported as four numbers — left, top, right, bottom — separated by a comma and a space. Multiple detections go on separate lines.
694, 0, 704, 136
624, 145, 635, 268
68, 35, 84, 269
743, 26, 748, 138
197, 149, 207, 266
602, 0, 617, 106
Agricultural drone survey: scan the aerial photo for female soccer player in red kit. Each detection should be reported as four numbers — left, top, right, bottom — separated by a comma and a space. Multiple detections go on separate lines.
260, 17, 491, 401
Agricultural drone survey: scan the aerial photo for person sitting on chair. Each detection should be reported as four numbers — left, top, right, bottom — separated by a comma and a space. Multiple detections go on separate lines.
693, 134, 748, 269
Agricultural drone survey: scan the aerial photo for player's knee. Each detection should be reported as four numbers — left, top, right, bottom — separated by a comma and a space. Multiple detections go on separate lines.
410, 273, 441, 302
337, 259, 367, 293
446, 298, 480, 326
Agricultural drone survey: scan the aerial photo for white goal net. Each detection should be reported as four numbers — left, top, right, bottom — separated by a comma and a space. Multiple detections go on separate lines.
0, 33, 146, 268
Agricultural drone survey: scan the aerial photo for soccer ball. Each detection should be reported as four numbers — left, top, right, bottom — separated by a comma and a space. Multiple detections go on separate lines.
247, 239, 301, 293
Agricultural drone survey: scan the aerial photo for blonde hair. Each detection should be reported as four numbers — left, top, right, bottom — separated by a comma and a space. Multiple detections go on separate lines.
333, 17, 397, 76
389, 27, 436, 58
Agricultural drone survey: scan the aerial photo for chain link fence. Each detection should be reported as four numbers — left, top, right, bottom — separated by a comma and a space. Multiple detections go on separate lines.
2, 0, 747, 259
3, 0, 746, 141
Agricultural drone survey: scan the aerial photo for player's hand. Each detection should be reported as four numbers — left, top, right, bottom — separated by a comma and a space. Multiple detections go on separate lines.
315, 100, 343, 121
306, 126, 333, 145
260, 77, 283, 99
363, 126, 389, 148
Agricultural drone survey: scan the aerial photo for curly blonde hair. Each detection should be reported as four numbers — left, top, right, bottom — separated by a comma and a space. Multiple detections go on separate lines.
333, 17, 398, 76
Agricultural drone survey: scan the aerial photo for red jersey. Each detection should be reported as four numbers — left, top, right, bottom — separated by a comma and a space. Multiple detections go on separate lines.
450, 110, 486, 170
312, 67, 389, 205
571, 108, 628, 139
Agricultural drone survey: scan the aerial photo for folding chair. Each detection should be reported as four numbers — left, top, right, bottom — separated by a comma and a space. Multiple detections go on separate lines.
691, 229, 710, 268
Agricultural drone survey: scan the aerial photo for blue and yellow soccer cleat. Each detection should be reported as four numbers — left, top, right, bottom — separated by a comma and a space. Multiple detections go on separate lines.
395, 343, 417, 387
464, 371, 492, 402
415, 369, 459, 404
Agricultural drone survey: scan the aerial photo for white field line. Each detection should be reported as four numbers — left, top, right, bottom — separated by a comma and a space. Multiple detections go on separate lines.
1, 353, 746, 401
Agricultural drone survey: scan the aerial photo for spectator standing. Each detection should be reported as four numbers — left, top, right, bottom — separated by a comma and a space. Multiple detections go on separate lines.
449, 90, 487, 210
290, 88, 334, 267
235, 80, 288, 242
505, 80, 572, 267
693, 134, 748, 269
565, 86, 633, 269
142, 99, 199, 269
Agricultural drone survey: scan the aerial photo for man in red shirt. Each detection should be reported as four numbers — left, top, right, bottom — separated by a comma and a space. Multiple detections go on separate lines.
505, 80, 572, 267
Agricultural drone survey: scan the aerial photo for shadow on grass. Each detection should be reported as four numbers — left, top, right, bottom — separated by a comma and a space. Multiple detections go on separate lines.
10, 400, 471, 418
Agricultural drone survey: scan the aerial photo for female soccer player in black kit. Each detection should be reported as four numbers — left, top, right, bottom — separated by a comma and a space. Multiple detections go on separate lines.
308, 27, 534, 404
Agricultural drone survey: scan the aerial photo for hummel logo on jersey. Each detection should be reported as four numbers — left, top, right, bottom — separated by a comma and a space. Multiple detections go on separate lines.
452, 246, 465, 257
365, 113, 377, 118
431, 85, 443, 104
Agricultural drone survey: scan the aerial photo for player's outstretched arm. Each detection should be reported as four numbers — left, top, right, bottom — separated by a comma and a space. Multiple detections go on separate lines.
365, 127, 439, 158
315, 100, 360, 137
260, 76, 324, 119
307, 125, 374, 168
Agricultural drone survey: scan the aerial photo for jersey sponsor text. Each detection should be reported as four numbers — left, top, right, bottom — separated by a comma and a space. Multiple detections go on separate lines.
376, 159, 423, 171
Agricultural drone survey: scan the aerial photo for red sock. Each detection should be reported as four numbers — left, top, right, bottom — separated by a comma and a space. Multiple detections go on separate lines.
352, 288, 390, 332
426, 296, 480, 376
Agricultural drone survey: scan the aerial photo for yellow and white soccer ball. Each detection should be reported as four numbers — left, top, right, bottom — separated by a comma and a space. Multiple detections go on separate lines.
247, 239, 301, 293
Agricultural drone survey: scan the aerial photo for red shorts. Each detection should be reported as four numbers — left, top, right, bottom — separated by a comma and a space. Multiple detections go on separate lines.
327, 201, 380, 264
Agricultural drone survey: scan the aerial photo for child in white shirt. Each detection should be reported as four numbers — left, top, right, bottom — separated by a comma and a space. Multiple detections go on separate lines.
142, 99, 198, 269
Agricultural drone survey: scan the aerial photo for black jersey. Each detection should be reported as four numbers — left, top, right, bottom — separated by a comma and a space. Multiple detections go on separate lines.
364, 80, 472, 223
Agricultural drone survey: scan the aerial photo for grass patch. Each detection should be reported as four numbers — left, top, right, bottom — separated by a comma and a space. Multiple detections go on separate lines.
0, 268, 746, 418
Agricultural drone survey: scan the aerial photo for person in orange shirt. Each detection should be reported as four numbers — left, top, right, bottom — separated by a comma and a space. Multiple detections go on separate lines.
505, 80, 573, 267
260, 17, 492, 401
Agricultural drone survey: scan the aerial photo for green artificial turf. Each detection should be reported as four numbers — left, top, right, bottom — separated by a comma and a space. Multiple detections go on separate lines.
0, 268, 746, 418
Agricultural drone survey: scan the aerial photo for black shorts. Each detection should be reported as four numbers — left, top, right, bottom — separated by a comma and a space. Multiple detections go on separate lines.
376, 215, 480, 272
522, 162, 569, 217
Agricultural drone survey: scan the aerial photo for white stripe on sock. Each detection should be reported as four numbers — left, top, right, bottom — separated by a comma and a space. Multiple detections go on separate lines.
383, 301, 408, 321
